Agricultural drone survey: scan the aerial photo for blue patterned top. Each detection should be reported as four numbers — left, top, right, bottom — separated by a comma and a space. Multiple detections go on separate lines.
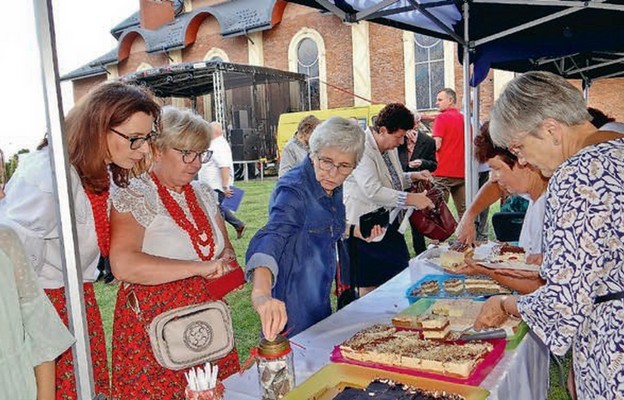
246, 156, 346, 336
517, 137, 624, 398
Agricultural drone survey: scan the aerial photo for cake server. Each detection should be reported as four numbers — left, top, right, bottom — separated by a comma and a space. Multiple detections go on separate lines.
459, 328, 507, 341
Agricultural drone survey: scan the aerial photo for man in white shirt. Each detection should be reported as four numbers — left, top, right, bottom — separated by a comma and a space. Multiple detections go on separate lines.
198, 122, 246, 238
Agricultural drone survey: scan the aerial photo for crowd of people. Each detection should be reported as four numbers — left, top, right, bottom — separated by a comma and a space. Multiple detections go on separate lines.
0, 70, 622, 399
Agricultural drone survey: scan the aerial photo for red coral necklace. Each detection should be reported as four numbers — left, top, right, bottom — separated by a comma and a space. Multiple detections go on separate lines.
150, 172, 215, 261
85, 190, 110, 257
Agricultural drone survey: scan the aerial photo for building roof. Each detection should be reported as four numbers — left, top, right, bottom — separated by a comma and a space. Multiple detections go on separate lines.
63, 0, 285, 82
61, 48, 118, 81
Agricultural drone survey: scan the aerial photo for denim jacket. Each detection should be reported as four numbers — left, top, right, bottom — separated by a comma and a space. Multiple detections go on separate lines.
245, 157, 346, 336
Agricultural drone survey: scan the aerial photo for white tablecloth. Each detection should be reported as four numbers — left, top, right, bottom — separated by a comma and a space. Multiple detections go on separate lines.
224, 259, 550, 399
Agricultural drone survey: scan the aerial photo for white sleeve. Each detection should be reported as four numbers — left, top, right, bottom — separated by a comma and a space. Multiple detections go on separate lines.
0, 150, 57, 271
1, 227, 75, 365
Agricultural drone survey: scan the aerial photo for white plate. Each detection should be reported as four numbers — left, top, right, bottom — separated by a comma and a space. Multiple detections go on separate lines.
475, 261, 541, 272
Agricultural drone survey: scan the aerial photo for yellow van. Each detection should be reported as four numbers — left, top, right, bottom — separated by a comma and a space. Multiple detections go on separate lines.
276, 104, 386, 154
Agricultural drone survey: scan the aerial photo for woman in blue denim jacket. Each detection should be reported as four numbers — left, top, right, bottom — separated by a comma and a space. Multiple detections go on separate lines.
246, 117, 381, 340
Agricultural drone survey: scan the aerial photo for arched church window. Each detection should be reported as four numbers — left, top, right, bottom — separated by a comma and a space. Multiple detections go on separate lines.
414, 33, 444, 110
297, 38, 320, 110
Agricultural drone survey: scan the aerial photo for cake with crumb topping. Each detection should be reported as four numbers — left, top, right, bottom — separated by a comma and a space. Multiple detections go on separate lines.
339, 324, 493, 378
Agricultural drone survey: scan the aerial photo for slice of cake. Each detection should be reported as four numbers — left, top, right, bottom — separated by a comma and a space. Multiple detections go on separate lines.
464, 276, 512, 295
440, 241, 474, 271
420, 280, 440, 295
443, 278, 464, 295
490, 243, 526, 263
410, 279, 440, 297
421, 316, 451, 340
431, 299, 467, 318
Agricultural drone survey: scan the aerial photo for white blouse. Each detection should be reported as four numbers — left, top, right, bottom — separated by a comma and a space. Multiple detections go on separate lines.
518, 193, 546, 255
112, 174, 225, 261
0, 149, 100, 289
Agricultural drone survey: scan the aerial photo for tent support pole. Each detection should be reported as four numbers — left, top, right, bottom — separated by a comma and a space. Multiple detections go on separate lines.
462, 0, 475, 209
470, 85, 480, 203
33, 0, 95, 397
582, 79, 591, 101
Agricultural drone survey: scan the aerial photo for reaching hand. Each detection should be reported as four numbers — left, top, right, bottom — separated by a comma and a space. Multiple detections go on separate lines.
219, 247, 237, 263
455, 214, 477, 245
474, 296, 509, 331
454, 260, 490, 276
355, 225, 386, 242
198, 258, 228, 279
252, 292, 287, 341
408, 191, 434, 210
411, 170, 432, 181
408, 159, 423, 169
224, 187, 234, 198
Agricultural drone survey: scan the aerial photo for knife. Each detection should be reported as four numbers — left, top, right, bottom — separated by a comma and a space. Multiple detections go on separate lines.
459, 328, 507, 341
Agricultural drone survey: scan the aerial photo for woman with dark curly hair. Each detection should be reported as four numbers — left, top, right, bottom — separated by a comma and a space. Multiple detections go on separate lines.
344, 103, 434, 295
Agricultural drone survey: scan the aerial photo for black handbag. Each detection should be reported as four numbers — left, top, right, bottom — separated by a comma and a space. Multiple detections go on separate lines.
336, 229, 359, 310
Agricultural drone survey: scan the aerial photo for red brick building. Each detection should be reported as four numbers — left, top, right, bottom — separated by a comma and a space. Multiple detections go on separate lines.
64, 0, 624, 124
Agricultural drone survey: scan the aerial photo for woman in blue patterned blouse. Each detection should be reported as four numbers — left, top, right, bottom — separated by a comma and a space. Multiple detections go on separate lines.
474, 71, 624, 399
246, 117, 383, 340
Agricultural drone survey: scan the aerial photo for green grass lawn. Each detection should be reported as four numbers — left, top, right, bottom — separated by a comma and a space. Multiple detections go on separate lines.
94, 177, 570, 399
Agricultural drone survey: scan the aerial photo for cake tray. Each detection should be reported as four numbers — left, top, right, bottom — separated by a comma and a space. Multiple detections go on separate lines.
393, 298, 529, 350
330, 337, 506, 386
283, 363, 490, 400
406, 274, 511, 304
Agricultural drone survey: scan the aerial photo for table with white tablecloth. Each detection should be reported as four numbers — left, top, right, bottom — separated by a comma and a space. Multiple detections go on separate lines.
224, 259, 550, 399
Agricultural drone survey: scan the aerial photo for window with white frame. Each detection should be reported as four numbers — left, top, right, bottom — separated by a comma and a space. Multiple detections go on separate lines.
296, 38, 320, 110
414, 33, 444, 110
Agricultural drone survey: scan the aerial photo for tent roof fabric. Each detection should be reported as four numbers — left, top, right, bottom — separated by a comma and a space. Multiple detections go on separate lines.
287, 0, 624, 85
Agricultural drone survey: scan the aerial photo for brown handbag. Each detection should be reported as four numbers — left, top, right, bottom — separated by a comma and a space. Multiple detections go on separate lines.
408, 180, 457, 241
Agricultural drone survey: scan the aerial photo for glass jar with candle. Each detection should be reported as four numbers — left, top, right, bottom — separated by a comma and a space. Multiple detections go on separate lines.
256, 335, 295, 399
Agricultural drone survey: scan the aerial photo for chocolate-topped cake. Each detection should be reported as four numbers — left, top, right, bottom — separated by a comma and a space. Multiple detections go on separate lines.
333, 378, 465, 400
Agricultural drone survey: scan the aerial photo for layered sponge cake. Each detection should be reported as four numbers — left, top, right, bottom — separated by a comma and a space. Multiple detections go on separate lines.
339, 324, 493, 378
490, 243, 526, 263
440, 241, 474, 271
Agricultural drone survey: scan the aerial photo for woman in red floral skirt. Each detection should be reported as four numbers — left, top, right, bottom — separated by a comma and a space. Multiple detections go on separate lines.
109, 106, 241, 399
0, 82, 161, 399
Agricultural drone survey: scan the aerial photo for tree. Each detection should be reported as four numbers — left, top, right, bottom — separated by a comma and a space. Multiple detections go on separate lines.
4, 148, 30, 182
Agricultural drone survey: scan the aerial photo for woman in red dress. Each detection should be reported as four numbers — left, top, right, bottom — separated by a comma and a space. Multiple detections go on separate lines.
110, 106, 241, 399
0, 81, 161, 399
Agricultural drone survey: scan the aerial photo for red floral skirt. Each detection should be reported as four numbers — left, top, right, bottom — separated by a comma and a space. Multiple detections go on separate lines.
45, 283, 110, 399
111, 276, 240, 400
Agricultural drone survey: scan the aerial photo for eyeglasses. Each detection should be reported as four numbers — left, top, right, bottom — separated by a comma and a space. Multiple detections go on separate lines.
174, 148, 213, 164
110, 127, 158, 150
314, 155, 355, 175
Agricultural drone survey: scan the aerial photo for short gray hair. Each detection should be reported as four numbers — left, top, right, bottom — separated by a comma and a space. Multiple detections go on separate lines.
439, 88, 457, 104
155, 106, 212, 152
309, 116, 365, 164
489, 71, 591, 147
